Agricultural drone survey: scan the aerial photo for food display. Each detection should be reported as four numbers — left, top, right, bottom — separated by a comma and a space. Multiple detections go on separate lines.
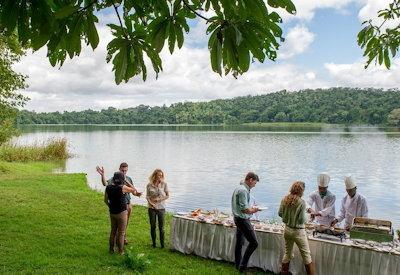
175, 210, 400, 252
350, 217, 394, 242
312, 224, 346, 242
176, 209, 285, 233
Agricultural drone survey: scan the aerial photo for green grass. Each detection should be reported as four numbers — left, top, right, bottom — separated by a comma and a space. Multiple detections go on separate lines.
0, 161, 270, 274
0, 138, 69, 162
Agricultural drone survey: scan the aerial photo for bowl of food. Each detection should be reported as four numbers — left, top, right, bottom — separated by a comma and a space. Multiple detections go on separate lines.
254, 223, 263, 230
191, 208, 202, 217
305, 223, 316, 230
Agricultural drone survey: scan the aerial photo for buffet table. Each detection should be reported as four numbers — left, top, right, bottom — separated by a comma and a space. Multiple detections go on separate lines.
171, 216, 400, 275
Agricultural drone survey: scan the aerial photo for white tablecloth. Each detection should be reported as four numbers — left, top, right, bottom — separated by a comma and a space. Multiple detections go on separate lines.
171, 216, 400, 275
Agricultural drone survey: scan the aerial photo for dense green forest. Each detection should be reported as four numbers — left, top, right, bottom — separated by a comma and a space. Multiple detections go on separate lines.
17, 88, 400, 126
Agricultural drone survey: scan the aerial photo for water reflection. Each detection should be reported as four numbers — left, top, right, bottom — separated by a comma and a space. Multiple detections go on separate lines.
16, 125, 400, 229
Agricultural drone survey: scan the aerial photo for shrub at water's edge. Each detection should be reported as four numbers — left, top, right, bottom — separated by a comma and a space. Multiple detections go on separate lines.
0, 138, 69, 162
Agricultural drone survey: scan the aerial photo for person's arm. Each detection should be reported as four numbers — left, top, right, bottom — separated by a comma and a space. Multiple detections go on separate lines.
104, 191, 109, 206
331, 197, 345, 226
155, 183, 170, 203
359, 197, 368, 218
96, 166, 107, 186
278, 200, 284, 218
306, 193, 314, 213
318, 195, 336, 217
237, 190, 259, 214
297, 200, 307, 225
122, 185, 141, 197
146, 184, 156, 208
123, 179, 142, 197
125, 181, 134, 189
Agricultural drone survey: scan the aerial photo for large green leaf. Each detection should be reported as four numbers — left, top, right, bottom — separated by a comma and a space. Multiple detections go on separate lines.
86, 12, 99, 49
54, 5, 79, 19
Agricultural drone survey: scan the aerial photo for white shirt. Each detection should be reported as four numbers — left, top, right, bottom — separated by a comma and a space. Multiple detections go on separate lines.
337, 192, 368, 228
307, 190, 336, 226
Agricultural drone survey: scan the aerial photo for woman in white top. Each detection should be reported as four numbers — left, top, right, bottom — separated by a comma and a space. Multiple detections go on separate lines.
146, 169, 169, 248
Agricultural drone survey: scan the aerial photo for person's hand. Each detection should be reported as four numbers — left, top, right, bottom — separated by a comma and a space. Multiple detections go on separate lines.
345, 225, 351, 231
154, 197, 161, 203
136, 191, 142, 198
96, 166, 105, 176
331, 219, 338, 227
252, 206, 260, 213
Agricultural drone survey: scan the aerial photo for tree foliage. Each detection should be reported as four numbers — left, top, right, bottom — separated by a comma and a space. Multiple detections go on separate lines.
18, 88, 400, 126
0, 0, 296, 84
388, 108, 400, 126
0, 32, 28, 144
358, 0, 400, 69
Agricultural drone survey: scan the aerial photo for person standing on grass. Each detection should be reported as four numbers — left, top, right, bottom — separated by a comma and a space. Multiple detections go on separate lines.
279, 181, 315, 275
104, 172, 140, 254
96, 162, 141, 244
231, 172, 261, 272
146, 169, 169, 248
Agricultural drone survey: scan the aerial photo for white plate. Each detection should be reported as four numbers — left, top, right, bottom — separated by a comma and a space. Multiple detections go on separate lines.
176, 211, 188, 216
257, 206, 268, 211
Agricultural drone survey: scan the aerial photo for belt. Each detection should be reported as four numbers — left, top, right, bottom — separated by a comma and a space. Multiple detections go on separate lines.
286, 225, 305, 230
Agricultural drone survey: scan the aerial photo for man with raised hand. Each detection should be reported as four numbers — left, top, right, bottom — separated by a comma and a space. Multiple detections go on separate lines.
96, 162, 142, 244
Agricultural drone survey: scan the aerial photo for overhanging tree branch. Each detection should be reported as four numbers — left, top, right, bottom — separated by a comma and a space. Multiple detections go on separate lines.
182, 0, 211, 22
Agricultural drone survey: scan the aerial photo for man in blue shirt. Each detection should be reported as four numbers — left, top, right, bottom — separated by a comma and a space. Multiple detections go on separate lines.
231, 172, 261, 272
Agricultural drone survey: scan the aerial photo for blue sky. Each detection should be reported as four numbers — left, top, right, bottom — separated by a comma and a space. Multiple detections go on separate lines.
14, 0, 400, 112
287, 5, 363, 68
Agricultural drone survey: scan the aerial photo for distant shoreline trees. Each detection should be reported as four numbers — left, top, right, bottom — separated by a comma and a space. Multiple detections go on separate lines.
18, 88, 400, 126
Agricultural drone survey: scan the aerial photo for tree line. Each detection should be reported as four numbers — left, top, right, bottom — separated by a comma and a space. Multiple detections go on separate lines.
18, 88, 400, 126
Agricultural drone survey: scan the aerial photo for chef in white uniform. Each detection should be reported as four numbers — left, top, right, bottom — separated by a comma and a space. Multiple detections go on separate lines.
306, 172, 336, 226
331, 175, 368, 230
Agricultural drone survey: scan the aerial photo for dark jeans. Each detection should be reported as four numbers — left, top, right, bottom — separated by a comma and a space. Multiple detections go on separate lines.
148, 208, 165, 247
234, 216, 259, 270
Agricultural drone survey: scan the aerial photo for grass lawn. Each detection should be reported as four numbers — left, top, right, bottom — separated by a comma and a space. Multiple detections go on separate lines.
0, 161, 270, 274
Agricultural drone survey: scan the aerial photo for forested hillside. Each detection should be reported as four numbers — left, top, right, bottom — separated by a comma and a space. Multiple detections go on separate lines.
18, 88, 400, 125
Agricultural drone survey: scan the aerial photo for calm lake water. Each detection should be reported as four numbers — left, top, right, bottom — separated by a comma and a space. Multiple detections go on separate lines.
17, 125, 400, 229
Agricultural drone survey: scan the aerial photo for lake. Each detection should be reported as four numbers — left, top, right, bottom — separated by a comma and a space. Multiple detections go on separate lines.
16, 125, 400, 230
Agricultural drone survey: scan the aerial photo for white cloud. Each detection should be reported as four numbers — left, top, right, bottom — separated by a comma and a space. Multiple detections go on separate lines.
358, 0, 400, 28
279, 25, 315, 59
14, 24, 327, 112
275, 0, 356, 21
325, 58, 400, 88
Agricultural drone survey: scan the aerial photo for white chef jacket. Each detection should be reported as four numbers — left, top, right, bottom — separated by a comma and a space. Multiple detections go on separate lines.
307, 190, 336, 226
337, 192, 368, 228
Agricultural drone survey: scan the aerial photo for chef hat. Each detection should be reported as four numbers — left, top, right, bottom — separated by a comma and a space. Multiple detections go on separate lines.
344, 175, 357, 189
317, 172, 330, 187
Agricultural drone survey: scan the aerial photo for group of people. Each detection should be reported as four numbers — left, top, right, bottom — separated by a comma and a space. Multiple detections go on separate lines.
231, 172, 368, 274
96, 163, 169, 254
96, 164, 369, 273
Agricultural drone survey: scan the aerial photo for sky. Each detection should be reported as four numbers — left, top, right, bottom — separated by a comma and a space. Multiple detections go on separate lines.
13, 0, 400, 112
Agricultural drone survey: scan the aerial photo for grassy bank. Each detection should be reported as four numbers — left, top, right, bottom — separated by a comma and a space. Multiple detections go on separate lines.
0, 161, 246, 274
